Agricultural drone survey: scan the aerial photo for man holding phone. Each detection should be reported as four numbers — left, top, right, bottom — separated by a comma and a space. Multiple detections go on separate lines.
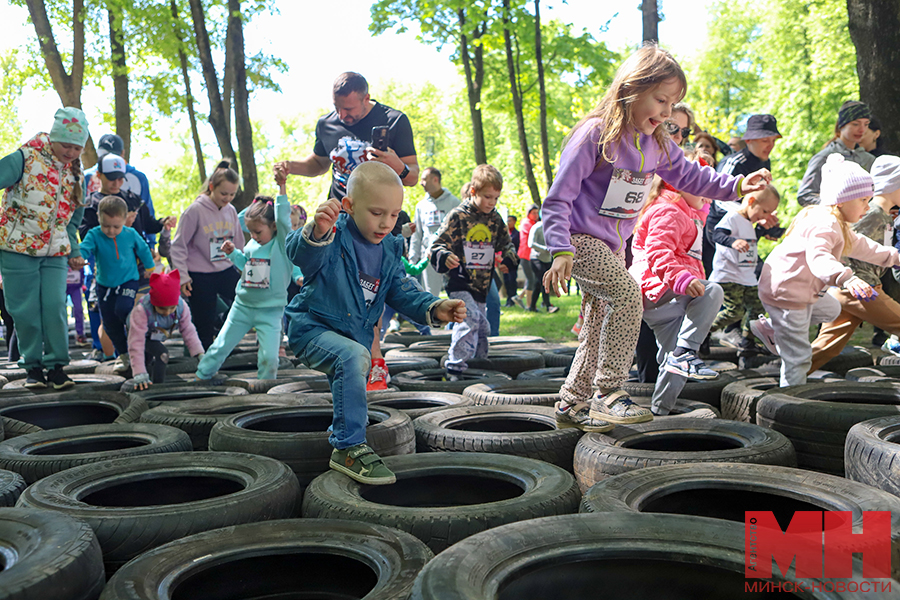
277, 71, 418, 200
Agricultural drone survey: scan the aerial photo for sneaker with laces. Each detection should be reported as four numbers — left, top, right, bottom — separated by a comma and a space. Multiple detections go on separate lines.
24, 367, 47, 389
512, 295, 525, 309
386, 319, 401, 335
749, 315, 779, 356
367, 358, 390, 391
717, 327, 744, 350
88, 348, 105, 361
555, 400, 614, 432
329, 443, 396, 485
882, 337, 900, 357
75, 335, 88, 347
46, 365, 75, 390
571, 320, 583, 335
113, 353, 131, 374
547, 305, 560, 314
664, 350, 719, 380
589, 389, 653, 424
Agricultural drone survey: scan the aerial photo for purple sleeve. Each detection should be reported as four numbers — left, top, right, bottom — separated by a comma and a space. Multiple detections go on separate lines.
169, 204, 198, 286
541, 124, 601, 256
656, 139, 742, 201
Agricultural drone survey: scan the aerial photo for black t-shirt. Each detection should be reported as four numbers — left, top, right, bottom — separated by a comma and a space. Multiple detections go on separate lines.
313, 101, 416, 200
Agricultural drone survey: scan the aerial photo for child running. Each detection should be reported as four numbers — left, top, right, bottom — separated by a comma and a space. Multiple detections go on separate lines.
128, 270, 204, 390
629, 153, 724, 416
430, 164, 518, 378
0, 107, 90, 389
80, 196, 156, 373
709, 185, 781, 357
196, 166, 294, 381
286, 162, 466, 485
756, 154, 900, 386
540, 44, 771, 430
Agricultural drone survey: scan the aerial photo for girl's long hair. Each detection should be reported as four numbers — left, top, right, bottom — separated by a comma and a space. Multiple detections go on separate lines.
785, 205, 854, 256
565, 43, 687, 166
201, 159, 239, 195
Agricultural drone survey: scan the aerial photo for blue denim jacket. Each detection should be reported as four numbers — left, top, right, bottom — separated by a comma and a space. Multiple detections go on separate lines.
285, 213, 442, 352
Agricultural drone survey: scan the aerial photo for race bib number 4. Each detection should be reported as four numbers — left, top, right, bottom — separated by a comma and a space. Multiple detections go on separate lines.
243, 258, 271, 289
599, 167, 654, 219
464, 241, 494, 270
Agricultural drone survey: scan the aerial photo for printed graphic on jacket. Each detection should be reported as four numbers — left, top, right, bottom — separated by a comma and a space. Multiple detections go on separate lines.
330, 137, 370, 197
360, 271, 381, 308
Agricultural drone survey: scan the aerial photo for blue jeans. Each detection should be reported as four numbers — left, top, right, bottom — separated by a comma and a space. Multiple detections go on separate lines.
295, 330, 370, 449
486, 279, 500, 336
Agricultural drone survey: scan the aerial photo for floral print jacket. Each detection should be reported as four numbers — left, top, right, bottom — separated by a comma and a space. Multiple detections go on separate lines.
0, 133, 83, 257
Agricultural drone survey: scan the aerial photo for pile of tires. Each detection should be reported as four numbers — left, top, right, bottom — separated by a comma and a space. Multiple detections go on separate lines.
0, 390, 147, 439
846, 415, 900, 497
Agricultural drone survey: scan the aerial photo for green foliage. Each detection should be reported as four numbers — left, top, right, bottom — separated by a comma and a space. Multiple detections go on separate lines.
0, 50, 24, 150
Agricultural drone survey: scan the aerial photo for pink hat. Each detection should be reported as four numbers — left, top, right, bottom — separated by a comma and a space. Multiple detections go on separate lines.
149, 270, 181, 307
820, 153, 874, 206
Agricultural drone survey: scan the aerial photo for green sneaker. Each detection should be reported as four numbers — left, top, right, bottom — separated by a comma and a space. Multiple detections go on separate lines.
329, 444, 397, 485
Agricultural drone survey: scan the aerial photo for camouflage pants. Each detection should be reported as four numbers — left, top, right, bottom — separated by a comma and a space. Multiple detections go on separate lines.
710, 282, 764, 337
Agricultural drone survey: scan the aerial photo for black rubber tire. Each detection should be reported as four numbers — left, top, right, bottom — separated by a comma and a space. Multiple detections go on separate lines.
0, 508, 105, 600
439, 350, 545, 378
821, 345, 874, 374
0, 423, 192, 484
881, 354, 900, 366
573, 418, 797, 492
393, 368, 511, 394
579, 462, 900, 580
140, 394, 331, 450
301, 452, 580, 554
63, 359, 101, 375
542, 347, 577, 368
0, 391, 148, 437
0, 361, 27, 381
845, 415, 900, 498
224, 369, 327, 393
516, 366, 568, 380
751, 362, 844, 381
620, 369, 760, 409
266, 380, 333, 394
0, 467, 25, 506
98, 518, 432, 600
755, 381, 900, 476
409, 511, 881, 600
720, 377, 780, 422
162, 355, 201, 375
208, 405, 414, 485
216, 353, 293, 373
366, 391, 474, 419
384, 356, 440, 375
383, 331, 452, 346
846, 366, 900, 381
413, 404, 582, 470
630, 396, 721, 418
126, 385, 248, 408
462, 380, 561, 406
385, 346, 449, 361
120, 373, 228, 391
17, 451, 302, 573
698, 344, 739, 362
488, 335, 547, 346
4, 373, 125, 392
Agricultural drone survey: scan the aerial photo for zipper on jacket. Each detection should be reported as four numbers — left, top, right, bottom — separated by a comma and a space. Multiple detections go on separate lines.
114, 237, 120, 260
45, 165, 64, 257
634, 132, 646, 172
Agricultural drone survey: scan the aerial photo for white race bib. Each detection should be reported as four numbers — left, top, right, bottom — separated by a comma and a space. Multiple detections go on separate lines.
463, 241, 494, 270
209, 237, 230, 263
425, 209, 445, 228
243, 258, 271, 289
66, 269, 81, 285
599, 167, 654, 219
687, 219, 703, 260
737, 240, 759, 269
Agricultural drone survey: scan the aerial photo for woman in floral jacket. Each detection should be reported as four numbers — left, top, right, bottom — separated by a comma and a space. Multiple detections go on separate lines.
0, 107, 90, 389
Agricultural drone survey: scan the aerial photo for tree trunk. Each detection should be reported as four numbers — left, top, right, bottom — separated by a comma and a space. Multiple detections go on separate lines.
847, 0, 900, 154
502, 0, 540, 204
108, 2, 131, 161
170, 0, 206, 183
642, 0, 659, 43
25, 0, 97, 165
535, 0, 552, 188
457, 8, 487, 165
188, 0, 237, 168
223, 16, 234, 136
228, 0, 258, 211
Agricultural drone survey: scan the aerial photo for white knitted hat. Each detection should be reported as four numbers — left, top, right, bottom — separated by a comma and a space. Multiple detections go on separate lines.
820, 153, 874, 206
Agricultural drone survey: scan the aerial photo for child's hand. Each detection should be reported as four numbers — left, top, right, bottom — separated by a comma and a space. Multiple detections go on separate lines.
295, 276, 304, 287
741, 169, 773, 195
435, 299, 466, 323
162, 216, 176, 230
68, 256, 85, 269
732, 239, 750, 253
314, 198, 342, 239
498, 263, 509, 274
133, 373, 151, 391
126, 211, 138, 227
181, 281, 192, 297
685, 279, 705, 297
274, 163, 287, 185
759, 213, 780, 230
445, 253, 460, 269
844, 276, 877, 302
221, 240, 235, 254
544, 254, 573, 297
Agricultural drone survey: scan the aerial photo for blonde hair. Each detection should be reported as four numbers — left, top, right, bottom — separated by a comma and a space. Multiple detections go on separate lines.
785, 205, 854, 256
566, 44, 687, 165
738, 184, 780, 217
471, 164, 503, 195
346, 161, 402, 202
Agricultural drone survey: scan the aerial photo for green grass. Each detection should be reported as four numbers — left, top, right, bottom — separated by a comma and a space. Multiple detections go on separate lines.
497, 293, 582, 343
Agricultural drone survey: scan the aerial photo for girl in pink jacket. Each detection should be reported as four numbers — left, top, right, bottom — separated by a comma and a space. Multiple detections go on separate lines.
629, 154, 724, 415
755, 154, 900, 386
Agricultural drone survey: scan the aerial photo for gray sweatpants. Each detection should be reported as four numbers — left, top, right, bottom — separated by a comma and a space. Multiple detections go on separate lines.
642, 281, 724, 415
762, 293, 841, 387
446, 291, 489, 371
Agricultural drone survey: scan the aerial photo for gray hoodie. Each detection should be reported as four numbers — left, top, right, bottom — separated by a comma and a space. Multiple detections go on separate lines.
410, 188, 461, 263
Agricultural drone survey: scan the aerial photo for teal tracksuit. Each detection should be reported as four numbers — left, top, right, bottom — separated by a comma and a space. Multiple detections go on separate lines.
197, 195, 295, 380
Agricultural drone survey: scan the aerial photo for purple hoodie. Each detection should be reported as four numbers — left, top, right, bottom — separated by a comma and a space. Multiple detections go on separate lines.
542, 120, 745, 256
169, 194, 245, 286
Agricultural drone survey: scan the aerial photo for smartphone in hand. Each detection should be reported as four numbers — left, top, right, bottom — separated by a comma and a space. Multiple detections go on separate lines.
371, 126, 389, 151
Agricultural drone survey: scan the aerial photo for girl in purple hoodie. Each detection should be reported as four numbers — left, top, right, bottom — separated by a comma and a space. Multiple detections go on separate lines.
169, 161, 245, 348
542, 44, 771, 432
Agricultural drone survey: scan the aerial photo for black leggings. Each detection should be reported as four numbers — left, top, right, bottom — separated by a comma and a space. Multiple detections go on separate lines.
145, 339, 169, 383
188, 268, 240, 349
529, 259, 551, 310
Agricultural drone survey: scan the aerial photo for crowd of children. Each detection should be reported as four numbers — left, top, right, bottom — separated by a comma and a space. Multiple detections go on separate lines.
2, 42, 899, 487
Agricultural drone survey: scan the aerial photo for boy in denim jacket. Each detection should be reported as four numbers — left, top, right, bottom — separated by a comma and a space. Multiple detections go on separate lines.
286, 162, 466, 485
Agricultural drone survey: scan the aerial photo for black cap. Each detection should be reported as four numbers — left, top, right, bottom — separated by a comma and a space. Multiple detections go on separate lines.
742, 114, 781, 141
97, 134, 124, 158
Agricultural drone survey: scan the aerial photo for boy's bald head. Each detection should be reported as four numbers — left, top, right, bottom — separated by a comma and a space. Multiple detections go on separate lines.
347, 161, 402, 205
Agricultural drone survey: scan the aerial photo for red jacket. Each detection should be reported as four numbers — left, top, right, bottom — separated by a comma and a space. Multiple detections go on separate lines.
628, 190, 707, 303
518, 216, 536, 260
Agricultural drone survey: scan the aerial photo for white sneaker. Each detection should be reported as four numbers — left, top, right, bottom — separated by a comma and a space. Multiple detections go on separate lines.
882, 336, 900, 357
113, 353, 131, 373
749, 315, 779, 356
386, 319, 401, 335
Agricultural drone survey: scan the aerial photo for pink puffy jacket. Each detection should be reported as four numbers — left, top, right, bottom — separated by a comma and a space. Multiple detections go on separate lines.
628, 190, 707, 303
